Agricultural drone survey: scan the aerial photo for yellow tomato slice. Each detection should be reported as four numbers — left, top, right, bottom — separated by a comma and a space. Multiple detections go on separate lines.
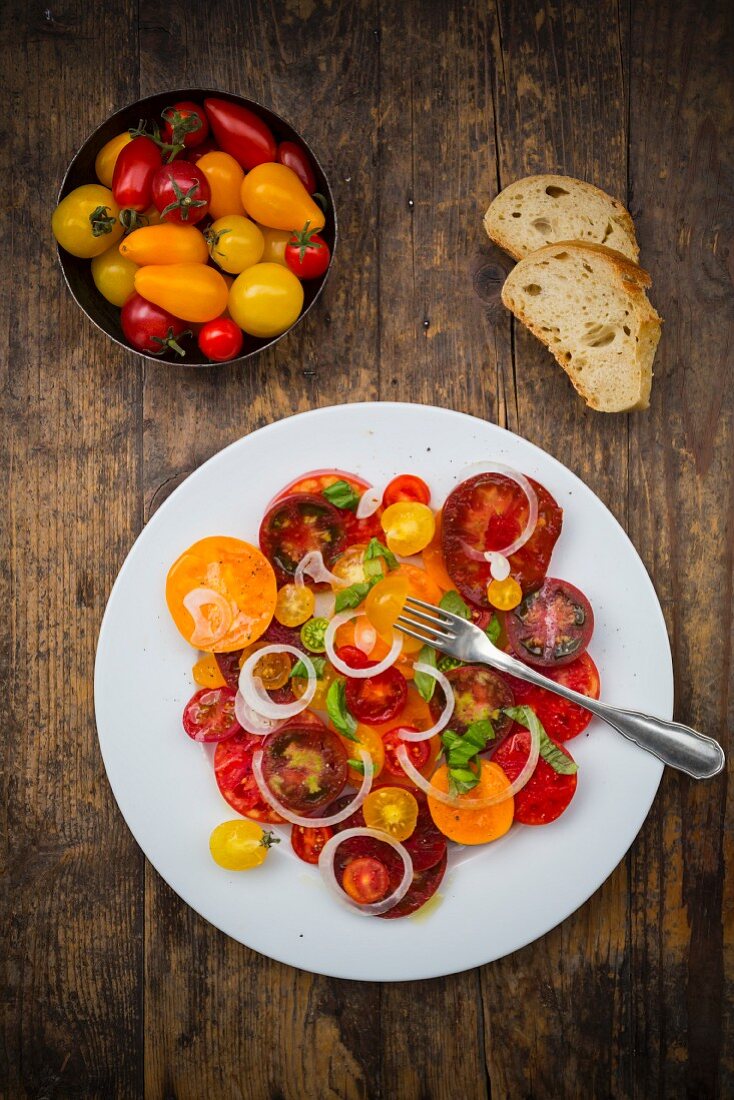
363, 786, 419, 841
381, 502, 435, 556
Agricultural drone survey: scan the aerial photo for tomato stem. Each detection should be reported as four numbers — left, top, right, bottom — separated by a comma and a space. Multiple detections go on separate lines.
161, 107, 202, 153
161, 173, 207, 221
89, 205, 117, 237
204, 226, 231, 256
290, 220, 324, 262
261, 831, 280, 849
150, 327, 191, 357
118, 207, 149, 233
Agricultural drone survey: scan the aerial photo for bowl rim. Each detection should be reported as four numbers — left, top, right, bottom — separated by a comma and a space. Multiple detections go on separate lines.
55, 86, 338, 368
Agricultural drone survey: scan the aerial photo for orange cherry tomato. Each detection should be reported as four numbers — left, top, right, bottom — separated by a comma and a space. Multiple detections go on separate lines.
95, 131, 132, 188
119, 223, 209, 265
274, 583, 315, 627
192, 652, 227, 688
166, 536, 276, 652
134, 263, 229, 323
241, 163, 325, 232
363, 786, 418, 841
196, 151, 246, 219
383, 475, 431, 507
422, 509, 455, 593
487, 576, 523, 610
339, 724, 385, 786
342, 857, 389, 904
427, 762, 514, 845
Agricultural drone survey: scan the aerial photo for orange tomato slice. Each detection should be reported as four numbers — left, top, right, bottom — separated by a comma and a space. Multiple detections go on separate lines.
166, 536, 276, 652
427, 762, 514, 844
421, 509, 455, 593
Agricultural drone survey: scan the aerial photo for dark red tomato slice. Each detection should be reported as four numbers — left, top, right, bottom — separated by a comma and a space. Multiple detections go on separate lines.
442, 473, 563, 606
261, 619, 306, 652
382, 726, 430, 777
492, 730, 577, 824
214, 650, 243, 690
261, 724, 348, 812
402, 790, 447, 871
344, 509, 385, 544
333, 834, 404, 902
429, 664, 514, 738
383, 474, 431, 507
345, 665, 408, 725
327, 795, 366, 833
290, 823, 334, 864
379, 849, 448, 919
259, 492, 347, 584
182, 686, 240, 742
335, 644, 371, 671
506, 577, 594, 667
505, 652, 600, 741
214, 730, 284, 823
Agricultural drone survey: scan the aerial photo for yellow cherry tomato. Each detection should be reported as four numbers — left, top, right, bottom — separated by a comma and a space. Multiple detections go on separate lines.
192, 653, 227, 689
487, 576, 523, 611
94, 131, 132, 187
90, 246, 138, 307
120, 223, 208, 265
259, 226, 291, 266
364, 574, 409, 639
331, 544, 373, 587
206, 215, 264, 274
209, 820, 278, 870
241, 163, 325, 232
52, 184, 124, 258
340, 724, 385, 787
197, 151, 246, 219
228, 263, 304, 339
381, 502, 436, 557
292, 661, 337, 708
253, 649, 292, 690
134, 263, 229, 323
363, 787, 419, 842
274, 583, 315, 627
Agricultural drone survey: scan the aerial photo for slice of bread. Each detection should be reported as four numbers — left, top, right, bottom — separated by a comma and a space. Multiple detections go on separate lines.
484, 175, 639, 263
501, 242, 662, 412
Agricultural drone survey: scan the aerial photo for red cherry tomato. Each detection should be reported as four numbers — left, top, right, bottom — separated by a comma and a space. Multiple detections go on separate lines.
383, 475, 431, 507
276, 141, 317, 193
382, 727, 430, 777
161, 100, 210, 151
204, 97, 277, 170
198, 318, 244, 362
186, 136, 219, 164
345, 664, 408, 725
334, 645, 371, 671
342, 856, 390, 904
290, 824, 334, 864
112, 135, 162, 212
120, 293, 191, 357
182, 686, 240, 742
151, 162, 211, 225
284, 224, 331, 280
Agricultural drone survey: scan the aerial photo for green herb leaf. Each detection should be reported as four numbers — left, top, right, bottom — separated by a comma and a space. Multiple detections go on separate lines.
334, 577, 380, 612
503, 704, 579, 775
448, 758, 482, 797
326, 679, 358, 740
364, 538, 398, 570
441, 718, 493, 795
440, 590, 472, 620
414, 645, 438, 702
346, 757, 365, 774
323, 479, 360, 510
486, 614, 501, 645
290, 656, 327, 679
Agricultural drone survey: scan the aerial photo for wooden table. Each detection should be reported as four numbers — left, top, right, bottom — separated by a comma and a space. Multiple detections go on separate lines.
3, 0, 732, 1096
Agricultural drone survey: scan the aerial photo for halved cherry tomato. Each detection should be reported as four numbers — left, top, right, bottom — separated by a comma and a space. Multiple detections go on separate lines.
119, 223, 209, 265
339, 723, 385, 786
120, 293, 191, 357
151, 162, 211, 225
383, 475, 431, 507
506, 578, 594, 667
210, 819, 277, 869
135, 263, 229, 323
505, 652, 600, 741
276, 141, 317, 193
161, 100, 210, 151
334, 645, 371, 671
241, 163, 325, 232
363, 786, 418, 841
381, 501, 435, 556
91, 247, 138, 307
206, 215, 264, 273
182, 686, 240, 742
342, 857, 390, 904
204, 97, 277, 170
192, 652, 227, 688
198, 318, 244, 362
95, 131, 132, 188
364, 574, 409, 639
112, 135, 162, 212
290, 823, 334, 864
196, 151, 246, 219
253, 648, 292, 690
261, 723, 348, 812
493, 730, 578, 824
228, 262, 304, 338
345, 663, 407, 726
52, 184, 124, 258
259, 226, 291, 266
382, 727, 430, 777
274, 583, 315, 627
427, 761, 514, 844
285, 224, 331, 280
331, 545, 374, 588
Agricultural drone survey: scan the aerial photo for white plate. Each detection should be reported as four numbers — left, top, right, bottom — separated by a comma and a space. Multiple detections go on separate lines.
94, 402, 671, 981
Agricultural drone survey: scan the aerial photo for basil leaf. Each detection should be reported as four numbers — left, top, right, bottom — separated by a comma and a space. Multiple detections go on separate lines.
346, 757, 365, 774
414, 644, 438, 702
486, 614, 501, 645
323, 479, 360, 510
334, 577, 379, 612
504, 704, 579, 775
364, 538, 398, 570
291, 656, 327, 679
327, 679, 358, 740
464, 718, 494, 751
440, 590, 471, 620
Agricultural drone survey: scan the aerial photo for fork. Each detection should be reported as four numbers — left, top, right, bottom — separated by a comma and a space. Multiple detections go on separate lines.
396, 597, 725, 780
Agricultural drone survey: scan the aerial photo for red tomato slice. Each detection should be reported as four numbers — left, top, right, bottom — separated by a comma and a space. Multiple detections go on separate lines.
442, 473, 563, 605
214, 730, 284, 823
182, 686, 240, 742
428, 665, 515, 738
505, 653, 600, 741
328, 795, 366, 832
269, 469, 371, 508
335, 645, 371, 671
333, 834, 404, 900
342, 856, 391, 903
261, 724, 348, 812
382, 727, 430, 777
259, 493, 348, 583
493, 730, 578, 824
378, 849, 448, 919
506, 577, 594, 667
345, 664, 408, 725
290, 824, 334, 864
383, 474, 431, 507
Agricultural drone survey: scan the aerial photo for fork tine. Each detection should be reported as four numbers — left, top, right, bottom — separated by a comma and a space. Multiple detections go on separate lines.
403, 595, 453, 622
394, 620, 454, 654
395, 614, 455, 644
399, 603, 454, 630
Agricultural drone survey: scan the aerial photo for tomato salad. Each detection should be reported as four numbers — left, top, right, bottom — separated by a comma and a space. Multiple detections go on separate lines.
53, 97, 332, 361
167, 465, 601, 917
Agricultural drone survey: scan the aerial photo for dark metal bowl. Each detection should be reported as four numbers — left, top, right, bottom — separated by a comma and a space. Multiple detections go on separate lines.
56, 88, 337, 367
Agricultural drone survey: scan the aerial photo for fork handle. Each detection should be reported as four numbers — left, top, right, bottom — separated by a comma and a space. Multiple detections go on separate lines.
491, 652, 725, 780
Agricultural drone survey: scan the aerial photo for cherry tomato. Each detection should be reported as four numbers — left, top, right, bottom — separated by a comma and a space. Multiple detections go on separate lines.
345, 664, 408, 726
276, 141, 317, 193
380, 501, 436, 556
119, 223, 209, 265
197, 318, 244, 363
290, 823, 334, 864
186, 136, 219, 164
274, 583, 315, 627
241, 163, 325, 232
259, 226, 291, 266
182, 686, 240, 742
342, 856, 390, 904
161, 100, 210, 151
204, 97, 277, 170
488, 576, 523, 611
52, 184, 124, 258
210, 819, 278, 870
196, 151, 246, 219
112, 135, 162, 212
91, 246, 138, 307
151, 162, 211, 225
331, 544, 372, 587
284, 224, 331, 280
382, 727, 430, 778
363, 786, 418, 841
95, 131, 132, 187
252, 648, 292, 690
364, 574, 409, 639
506, 578, 594, 667
292, 660, 337, 709
135, 263, 229, 323
339, 723, 385, 786
228, 263, 304, 339
192, 652, 226, 689
206, 215, 264, 273
383, 475, 431, 507
120, 293, 191, 357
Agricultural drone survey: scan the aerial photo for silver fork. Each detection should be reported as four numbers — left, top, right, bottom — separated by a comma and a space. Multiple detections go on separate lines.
396, 596, 725, 780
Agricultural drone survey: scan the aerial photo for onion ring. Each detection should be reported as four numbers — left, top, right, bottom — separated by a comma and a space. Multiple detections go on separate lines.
295, 550, 346, 588
397, 662, 454, 742
182, 587, 233, 648
356, 487, 382, 519
354, 617, 378, 657
457, 463, 538, 560
251, 748, 374, 827
324, 611, 403, 678
234, 692, 286, 737
239, 644, 315, 719
318, 826, 413, 916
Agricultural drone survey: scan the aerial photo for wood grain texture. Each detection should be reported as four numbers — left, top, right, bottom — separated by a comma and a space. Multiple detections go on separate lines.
1, 0, 731, 1097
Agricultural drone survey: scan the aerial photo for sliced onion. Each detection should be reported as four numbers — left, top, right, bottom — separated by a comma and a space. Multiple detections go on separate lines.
487, 552, 511, 580
356, 487, 382, 519
397, 662, 454, 742
318, 826, 413, 916
252, 747, 374, 827
239, 644, 315, 719
354, 617, 378, 657
324, 610, 402, 678
396, 719, 541, 807
234, 692, 285, 737
457, 463, 538, 559
183, 587, 233, 648
294, 550, 345, 588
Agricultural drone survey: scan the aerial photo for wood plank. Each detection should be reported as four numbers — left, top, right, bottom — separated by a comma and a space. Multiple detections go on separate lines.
0, 1, 143, 1096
